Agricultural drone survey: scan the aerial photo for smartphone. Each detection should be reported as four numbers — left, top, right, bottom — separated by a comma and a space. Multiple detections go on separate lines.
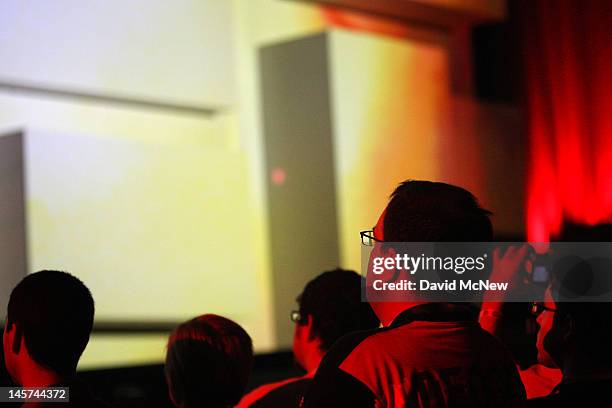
532, 253, 550, 283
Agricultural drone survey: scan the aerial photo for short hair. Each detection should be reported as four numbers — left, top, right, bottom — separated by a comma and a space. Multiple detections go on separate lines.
383, 180, 493, 242
298, 269, 379, 351
6, 270, 94, 376
165, 314, 253, 408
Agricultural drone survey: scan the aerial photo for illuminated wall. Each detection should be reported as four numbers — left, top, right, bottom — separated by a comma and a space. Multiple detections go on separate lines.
330, 30, 448, 271
330, 30, 523, 272
0, 0, 236, 108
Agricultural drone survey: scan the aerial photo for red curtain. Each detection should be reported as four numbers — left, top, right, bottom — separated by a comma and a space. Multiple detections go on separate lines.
522, 0, 612, 241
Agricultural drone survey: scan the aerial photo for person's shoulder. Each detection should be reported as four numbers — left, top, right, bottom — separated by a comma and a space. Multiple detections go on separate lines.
237, 375, 310, 407
458, 319, 520, 358
250, 377, 312, 408
520, 364, 562, 399
304, 329, 383, 407
318, 326, 387, 369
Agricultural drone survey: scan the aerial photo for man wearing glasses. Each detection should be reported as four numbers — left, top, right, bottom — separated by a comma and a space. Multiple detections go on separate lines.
303, 180, 525, 407
527, 257, 612, 407
237, 269, 379, 407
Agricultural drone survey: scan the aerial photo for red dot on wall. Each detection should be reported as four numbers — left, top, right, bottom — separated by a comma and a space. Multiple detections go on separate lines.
271, 167, 286, 185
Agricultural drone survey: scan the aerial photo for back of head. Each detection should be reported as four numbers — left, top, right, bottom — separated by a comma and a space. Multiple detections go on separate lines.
383, 180, 493, 242
165, 314, 253, 408
298, 269, 379, 351
550, 262, 612, 368
6, 270, 94, 377
551, 223, 612, 366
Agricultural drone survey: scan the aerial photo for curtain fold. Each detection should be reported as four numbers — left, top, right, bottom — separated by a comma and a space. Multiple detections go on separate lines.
522, 0, 612, 240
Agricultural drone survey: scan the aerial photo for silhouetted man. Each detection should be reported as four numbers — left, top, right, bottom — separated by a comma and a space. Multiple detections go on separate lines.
528, 259, 612, 406
3, 270, 109, 407
238, 269, 379, 407
303, 180, 525, 407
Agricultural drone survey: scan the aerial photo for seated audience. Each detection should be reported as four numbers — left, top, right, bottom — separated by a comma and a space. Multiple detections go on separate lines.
165, 314, 253, 408
3, 270, 109, 407
527, 247, 612, 406
303, 180, 526, 407
238, 269, 379, 407
479, 247, 562, 398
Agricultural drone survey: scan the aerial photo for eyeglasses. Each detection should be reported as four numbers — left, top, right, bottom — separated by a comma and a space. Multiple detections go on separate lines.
290, 310, 301, 323
530, 302, 557, 317
360, 228, 381, 246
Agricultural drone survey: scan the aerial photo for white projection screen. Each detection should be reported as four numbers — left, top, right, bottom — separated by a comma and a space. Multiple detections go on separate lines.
11, 129, 272, 368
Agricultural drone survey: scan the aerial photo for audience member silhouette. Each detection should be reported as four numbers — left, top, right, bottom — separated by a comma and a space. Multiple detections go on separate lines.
165, 314, 253, 408
479, 246, 562, 398
527, 224, 612, 407
303, 180, 525, 407
3, 270, 110, 407
238, 269, 379, 407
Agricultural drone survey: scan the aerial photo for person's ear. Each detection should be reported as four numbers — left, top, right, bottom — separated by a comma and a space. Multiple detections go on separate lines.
4, 321, 22, 355
380, 246, 403, 283
12, 324, 22, 354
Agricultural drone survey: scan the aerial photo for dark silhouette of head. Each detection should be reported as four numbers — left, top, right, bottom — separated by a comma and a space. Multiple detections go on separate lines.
369, 180, 492, 325
538, 223, 612, 373
293, 269, 379, 370
381, 180, 493, 242
538, 264, 612, 371
3, 270, 94, 382
165, 314, 253, 408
